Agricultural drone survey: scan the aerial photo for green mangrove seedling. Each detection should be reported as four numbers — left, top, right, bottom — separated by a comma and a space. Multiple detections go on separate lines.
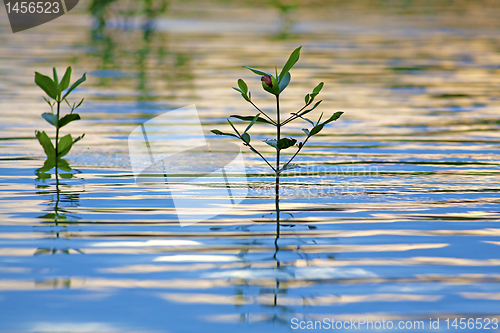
212, 46, 343, 240
35, 67, 86, 172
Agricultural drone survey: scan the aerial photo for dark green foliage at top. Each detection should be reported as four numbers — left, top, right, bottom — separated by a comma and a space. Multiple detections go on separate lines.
34, 66, 86, 171
211, 46, 344, 174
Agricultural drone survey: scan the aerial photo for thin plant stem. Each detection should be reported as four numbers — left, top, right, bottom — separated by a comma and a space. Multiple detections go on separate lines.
248, 100, 277, 126
54, 168, 60, 226
244, 142, 276, 172
281, 102, 310, 126
55, 98, 60, 173
275, 95, 281, 242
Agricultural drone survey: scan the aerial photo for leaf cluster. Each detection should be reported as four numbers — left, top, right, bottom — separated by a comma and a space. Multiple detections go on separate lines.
34, 67, 86, 169
212, 46, 343, 173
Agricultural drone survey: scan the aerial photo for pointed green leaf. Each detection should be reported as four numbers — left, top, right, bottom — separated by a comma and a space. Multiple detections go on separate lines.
41, 113, 58, 127
237, 79, 248, 94
243, 66, 273, 77
57, 134, 73, 157
230, 115, 274, 125
75, 98, 84, 109
310, 124, 324, 136
57, 134, 84, 157
278, 46, 301, 83
52, 67, 59, 86
227, 119, 241, 136
35, 72, 58, 99
59, 66, 72, 92
277, 137, 297, 150
241, 133, 250, 144
62, 73, 86, 100
323, 111, 344, 125
305, 94, 310, 104
72, 133, 85, 146
211, 129, 238, 138
244, 114, 260, 134
312, 82, 324, 95
58, 114, 81, 128
35, 130, 55, 159
278, 72, 291, 93
232, 87, 243, 94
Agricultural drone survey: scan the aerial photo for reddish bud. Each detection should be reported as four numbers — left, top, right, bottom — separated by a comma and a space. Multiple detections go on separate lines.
261, 75, 273, 87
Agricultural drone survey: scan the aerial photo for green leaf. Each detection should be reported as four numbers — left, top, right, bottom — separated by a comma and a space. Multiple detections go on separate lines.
277, 137, 297, 150
58, 134, 84, 157
230, 115, 274, 125
75, 98, 84, 109
41, 113, 58, 127
57, 134, 73, 157
58, 114, 81, 128
232, 87, 250, 101
310, 124, 324, 136
211, 129, 238, 138
35, 130, 55, 159
227, 119, 241, 136
62, 73, 86, 100
278, 46, 301, 83
244, 114, 260, 134
237, 79, 248, 94
52, 67, 59, 86
264, 138, 297, 150
305, 94, 310, 104
278, 72, 291, 93
322, 111, 344, 125
243, 66, 273, 77
302, 128, 310, 136
59, 66, 72, 92
241, 133, 250, 144
312, 82, 324, 95
35, 72, 58, 100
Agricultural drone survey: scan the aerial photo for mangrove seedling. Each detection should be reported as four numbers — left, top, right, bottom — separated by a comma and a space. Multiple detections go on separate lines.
211, 46, 343, 241
35, 66, 86, 173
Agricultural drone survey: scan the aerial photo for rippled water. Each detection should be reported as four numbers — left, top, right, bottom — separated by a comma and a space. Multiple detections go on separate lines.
1, 1, 500, 332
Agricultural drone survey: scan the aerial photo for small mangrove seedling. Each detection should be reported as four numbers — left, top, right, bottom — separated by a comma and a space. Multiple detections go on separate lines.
34, 66, 86, 173
211, 46, 343, 241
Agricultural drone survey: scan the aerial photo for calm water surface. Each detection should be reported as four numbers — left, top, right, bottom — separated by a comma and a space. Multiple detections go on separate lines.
0, 1, 500, 332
